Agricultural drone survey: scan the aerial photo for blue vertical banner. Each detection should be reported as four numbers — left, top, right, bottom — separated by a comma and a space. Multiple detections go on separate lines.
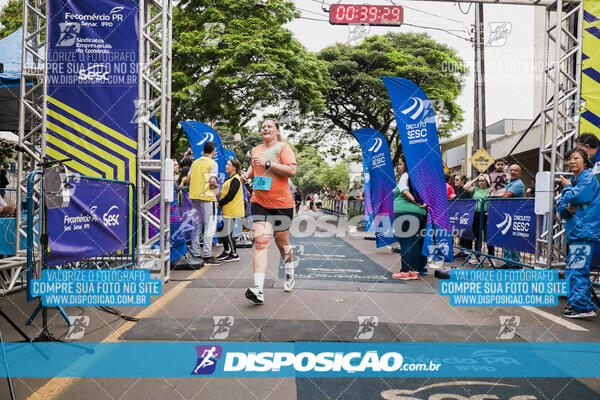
351, 128, 396, 248
383, 77, 454, 262
46, 0, 139, 249
46, 0, 138, 183
179, 121, 227, 184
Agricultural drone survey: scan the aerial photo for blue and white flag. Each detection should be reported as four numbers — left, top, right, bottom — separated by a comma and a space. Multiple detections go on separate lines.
351, 128, 396, 248
383, 77, 453, 262
179, 121, 226, 184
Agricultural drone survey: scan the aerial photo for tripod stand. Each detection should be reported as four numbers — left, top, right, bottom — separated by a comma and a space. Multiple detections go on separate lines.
27, 158, 73, 342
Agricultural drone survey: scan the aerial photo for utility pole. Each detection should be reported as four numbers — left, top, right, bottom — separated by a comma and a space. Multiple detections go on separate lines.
473, 4, 487, 169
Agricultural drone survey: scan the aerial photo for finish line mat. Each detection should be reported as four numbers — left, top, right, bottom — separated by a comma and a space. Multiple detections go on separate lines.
281, 235, 396, 282
296, 378, 600, 400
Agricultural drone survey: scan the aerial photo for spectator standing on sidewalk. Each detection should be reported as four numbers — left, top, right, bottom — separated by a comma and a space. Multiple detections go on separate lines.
497, 164, 525, 268
0, 170, 8, 198
463, 174, 496, 267
575, 133, 600, 183
242, 118, 297, 304
186, 141, 222, 266
453, 173, 473, 258
216, 158, 244, 263
557, 147, 600, 319
392, 156, 428, 281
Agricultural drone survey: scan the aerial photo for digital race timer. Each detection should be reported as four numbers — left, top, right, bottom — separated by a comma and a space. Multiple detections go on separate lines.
329, 4, 404, 26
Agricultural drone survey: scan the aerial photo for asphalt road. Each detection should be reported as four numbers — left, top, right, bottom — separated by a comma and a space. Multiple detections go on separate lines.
1, 209, 599, 399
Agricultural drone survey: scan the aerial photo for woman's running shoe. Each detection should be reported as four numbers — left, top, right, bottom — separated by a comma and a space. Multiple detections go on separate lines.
223, 254, 240, 262
408, 271, 419, 280
392, 272, 411, 280
245, 286, 264, 303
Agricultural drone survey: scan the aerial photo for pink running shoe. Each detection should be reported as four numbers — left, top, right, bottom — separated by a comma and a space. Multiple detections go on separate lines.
392, 272, 411, 280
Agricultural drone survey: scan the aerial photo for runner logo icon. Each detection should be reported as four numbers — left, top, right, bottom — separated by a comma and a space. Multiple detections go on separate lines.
210, 316, 234, 340
191, 345, 222, 375
354, 316, 379, 339
56, 22, 81, 47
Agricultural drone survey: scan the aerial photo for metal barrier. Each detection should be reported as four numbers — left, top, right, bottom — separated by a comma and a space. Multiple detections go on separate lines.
321, 198, 349, 215
450, 198, 540, 269
26, 171, 136, 302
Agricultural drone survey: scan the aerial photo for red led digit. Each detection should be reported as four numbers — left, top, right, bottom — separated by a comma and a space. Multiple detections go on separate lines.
391, 7, 401, 20
359, 6, 368, 22
347, 5, 356, 20
368, 6, 378, 22
335, 5, 345, 22
381, 7, 391, 21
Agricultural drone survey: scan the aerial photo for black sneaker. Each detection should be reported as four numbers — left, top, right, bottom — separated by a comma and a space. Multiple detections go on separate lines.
223, 254, 240, 262
245, 285, 264, 303
217, 252, 231, 261
562, 308, 596, 319
203, 257, 223, 266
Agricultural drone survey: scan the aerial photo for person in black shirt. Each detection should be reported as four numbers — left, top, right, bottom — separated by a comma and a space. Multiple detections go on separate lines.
294, 189, 303, 214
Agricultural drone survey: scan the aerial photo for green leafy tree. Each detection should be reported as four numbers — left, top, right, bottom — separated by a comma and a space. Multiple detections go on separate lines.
318, 160, 350, 192
0, 1, 22, 40
313, 32, 467, 165
292, 142, 326, 194
172, 0, 329, 153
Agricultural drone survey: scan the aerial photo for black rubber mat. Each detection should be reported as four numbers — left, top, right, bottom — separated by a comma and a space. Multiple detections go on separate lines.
187, 278, 437, 293
124, 319, 562, 343
187, 278, 276, 289
260, 319, 396, 342
282, 235, 396, 282
355, 281, 434, 294
120, 317, 263, 341
296, 378, 600, 400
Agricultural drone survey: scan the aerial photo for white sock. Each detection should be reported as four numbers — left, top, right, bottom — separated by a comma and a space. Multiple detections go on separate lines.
284, 262, 294, 277
254, 272, 265, 291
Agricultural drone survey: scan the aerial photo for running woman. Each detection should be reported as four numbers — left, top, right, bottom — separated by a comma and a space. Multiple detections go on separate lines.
242, 118, 297, 303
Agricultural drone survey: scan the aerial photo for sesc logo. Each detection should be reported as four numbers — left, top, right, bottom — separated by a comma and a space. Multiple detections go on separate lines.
459, 213, 470, 225
79, 64, 110, 82
496, 213, 512, 235
401, 97, 426, 120
197, 132, 214, 146
191, 345, 222, 375
103, 205, 120, 227
368, 138, 383, 153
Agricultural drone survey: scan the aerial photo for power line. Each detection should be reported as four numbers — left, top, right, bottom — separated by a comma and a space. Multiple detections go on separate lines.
457, 3, 473, 14
298, 15, 330, 22
402, 22, 470, 41
296, 6, 328, 17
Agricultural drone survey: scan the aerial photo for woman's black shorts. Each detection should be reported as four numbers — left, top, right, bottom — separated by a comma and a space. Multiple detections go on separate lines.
250, 202, 294, 232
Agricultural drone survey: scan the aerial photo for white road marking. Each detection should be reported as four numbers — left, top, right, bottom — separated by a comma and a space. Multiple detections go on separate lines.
521, 306, 589, 331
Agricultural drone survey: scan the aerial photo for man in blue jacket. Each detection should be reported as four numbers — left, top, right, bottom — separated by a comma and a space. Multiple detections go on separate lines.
557, 148, 600, 318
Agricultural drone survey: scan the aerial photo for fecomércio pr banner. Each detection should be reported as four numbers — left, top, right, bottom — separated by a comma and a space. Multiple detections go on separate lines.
382, 77, 454, 262
486, 199, 536, 253
179, 121, 227, 184
351, 128, 396, 247
47, 179, 128, 266
46, 0, 138, 184
448, 200, 476, 240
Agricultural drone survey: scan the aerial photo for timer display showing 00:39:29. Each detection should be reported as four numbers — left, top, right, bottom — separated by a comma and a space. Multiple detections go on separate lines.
329, 4, 404, 26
